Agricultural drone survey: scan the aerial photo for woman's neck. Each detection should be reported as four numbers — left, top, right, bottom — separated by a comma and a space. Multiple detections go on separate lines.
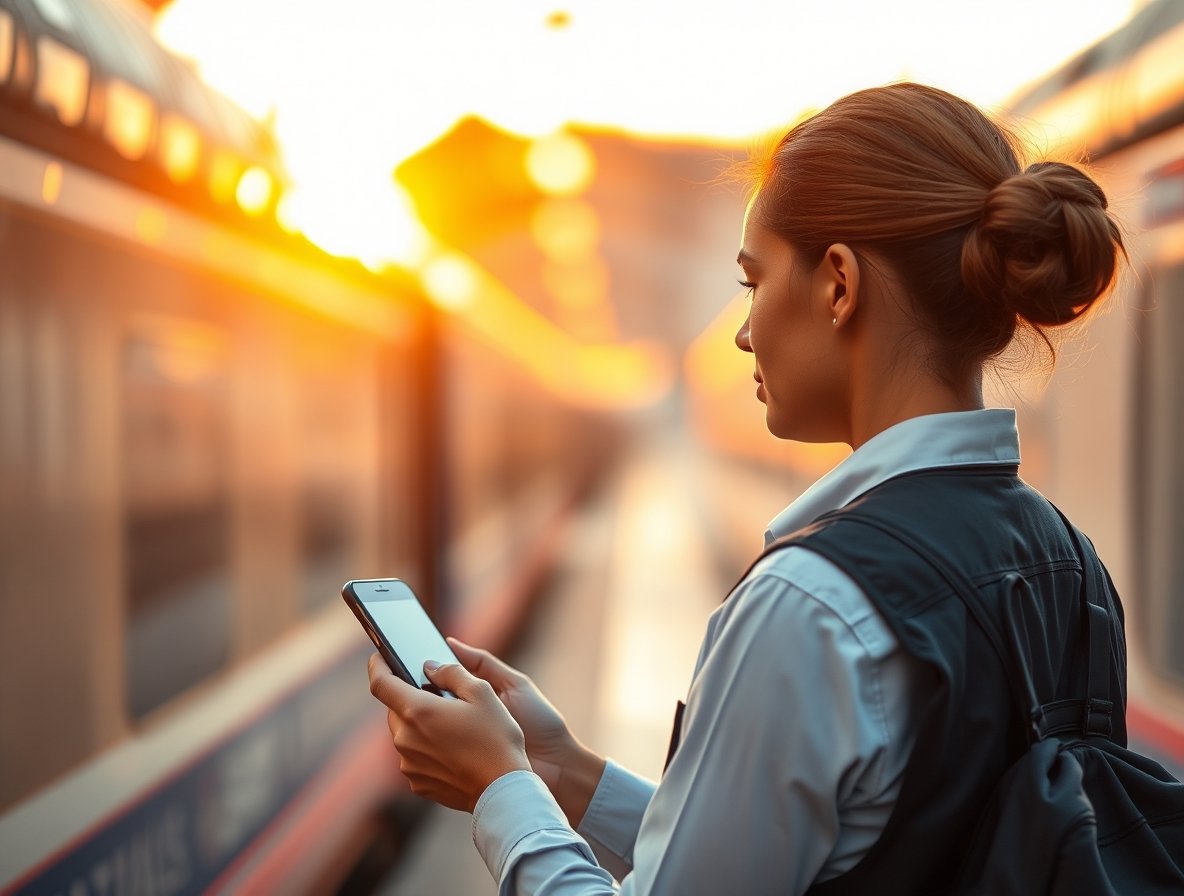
847, 366, 983, 450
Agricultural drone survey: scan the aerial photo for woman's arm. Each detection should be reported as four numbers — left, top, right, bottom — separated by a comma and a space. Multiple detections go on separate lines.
368, 555, 914, 894
479, 560, 916, 894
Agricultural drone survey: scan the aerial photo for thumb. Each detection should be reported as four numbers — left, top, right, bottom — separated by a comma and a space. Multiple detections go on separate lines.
424, 659, 482, 699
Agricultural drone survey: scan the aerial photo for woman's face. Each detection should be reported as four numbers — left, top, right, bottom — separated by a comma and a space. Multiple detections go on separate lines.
734, 205, 849, 443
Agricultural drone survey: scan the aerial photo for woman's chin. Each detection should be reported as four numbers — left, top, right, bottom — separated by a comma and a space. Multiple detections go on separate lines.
765, 409, 839, 444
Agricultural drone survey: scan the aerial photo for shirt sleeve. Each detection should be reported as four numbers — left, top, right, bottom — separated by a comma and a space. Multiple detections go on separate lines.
577, 760, 657, 877
472, 761, 656, 891
472, 771, 617, 894
472, 550, 919, 895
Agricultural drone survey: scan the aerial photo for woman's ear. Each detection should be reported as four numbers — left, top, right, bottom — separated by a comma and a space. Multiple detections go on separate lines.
820, 244, 860, 327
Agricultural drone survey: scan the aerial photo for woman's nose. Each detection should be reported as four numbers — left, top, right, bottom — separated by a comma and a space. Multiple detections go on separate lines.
735, 313, 753, 353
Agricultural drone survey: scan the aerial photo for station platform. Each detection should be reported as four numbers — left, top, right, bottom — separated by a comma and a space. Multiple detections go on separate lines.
377, 415, 805, 894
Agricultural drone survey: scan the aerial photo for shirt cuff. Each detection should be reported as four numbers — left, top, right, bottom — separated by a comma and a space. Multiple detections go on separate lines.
577, 759, 657, 869
472, 770, 589, 882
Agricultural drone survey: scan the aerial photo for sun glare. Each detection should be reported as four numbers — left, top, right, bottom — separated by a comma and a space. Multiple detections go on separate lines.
155, 0, 1135, 272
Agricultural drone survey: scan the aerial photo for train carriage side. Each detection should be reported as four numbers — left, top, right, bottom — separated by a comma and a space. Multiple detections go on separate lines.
0, 103, 435, 896
1004, 0, 1184, 768
0, 1, 614, 892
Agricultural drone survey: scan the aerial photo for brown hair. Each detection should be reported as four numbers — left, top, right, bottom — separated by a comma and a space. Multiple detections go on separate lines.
753, 82, 1125, 378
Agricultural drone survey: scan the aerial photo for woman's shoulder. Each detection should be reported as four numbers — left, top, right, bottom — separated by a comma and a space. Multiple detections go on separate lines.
709, 545, 900, 662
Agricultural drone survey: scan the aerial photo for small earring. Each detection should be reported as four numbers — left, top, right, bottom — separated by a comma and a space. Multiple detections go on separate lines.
832, 317, 838, 326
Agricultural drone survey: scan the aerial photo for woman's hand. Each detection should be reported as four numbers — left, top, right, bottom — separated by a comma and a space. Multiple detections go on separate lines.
367, 653, 531, 813
447, 638, 606, 828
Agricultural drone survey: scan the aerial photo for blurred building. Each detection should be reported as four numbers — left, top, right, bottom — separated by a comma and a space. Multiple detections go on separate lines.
398, 118, 749, 360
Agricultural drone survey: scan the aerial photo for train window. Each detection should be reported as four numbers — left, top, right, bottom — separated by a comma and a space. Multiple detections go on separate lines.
299, 482, 355, 613
0, 11, 13, 84
103, 78, 154, 160
297, 371, 363, 613
160, 113, 201, 183
1135, 263, 1184, 684
34, 36, 88, 127
122, 319, 232, 720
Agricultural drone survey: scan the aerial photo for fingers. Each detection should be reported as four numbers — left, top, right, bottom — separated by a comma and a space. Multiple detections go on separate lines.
368, 652, 421, 712
447, 637, 523, 687
424, 659, 494, 703
369, 651, 531, 814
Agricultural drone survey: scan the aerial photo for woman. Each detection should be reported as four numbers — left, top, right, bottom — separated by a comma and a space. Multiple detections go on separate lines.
367, 82, 1127, 894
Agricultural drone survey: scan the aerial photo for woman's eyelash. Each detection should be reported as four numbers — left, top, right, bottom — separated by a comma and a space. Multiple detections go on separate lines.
738, 280, 756, 290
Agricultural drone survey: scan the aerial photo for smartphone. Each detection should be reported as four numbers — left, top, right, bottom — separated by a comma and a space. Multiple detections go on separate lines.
341, 578, 459, 697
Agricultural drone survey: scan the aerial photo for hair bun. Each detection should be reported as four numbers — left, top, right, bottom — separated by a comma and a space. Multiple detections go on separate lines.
961, 161, 1123, 326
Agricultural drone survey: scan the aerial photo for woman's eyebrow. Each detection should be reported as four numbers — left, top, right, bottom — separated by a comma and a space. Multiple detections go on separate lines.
737, 249, 756, 267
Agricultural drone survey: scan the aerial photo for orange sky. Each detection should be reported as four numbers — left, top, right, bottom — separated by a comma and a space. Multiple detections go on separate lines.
155, 0, 1137, 269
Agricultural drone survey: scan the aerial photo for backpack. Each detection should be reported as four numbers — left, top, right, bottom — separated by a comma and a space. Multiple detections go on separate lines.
844, 509, 1184, 895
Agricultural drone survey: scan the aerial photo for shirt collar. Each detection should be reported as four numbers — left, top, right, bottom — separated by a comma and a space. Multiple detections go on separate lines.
764, 408, 1020, 544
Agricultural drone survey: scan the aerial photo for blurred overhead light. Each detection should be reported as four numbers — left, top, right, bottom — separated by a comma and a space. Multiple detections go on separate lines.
235, 166, 274, 216
422, 254, 479, 310
525, 132, 595, 196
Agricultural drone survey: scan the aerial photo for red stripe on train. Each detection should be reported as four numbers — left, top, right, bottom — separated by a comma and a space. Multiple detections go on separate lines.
208, 719, 403, 894
0, 642, 364, 896
1127, 700, 1184, 764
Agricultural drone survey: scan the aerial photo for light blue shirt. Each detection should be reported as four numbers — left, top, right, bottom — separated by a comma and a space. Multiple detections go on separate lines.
472, 409, 1022, 895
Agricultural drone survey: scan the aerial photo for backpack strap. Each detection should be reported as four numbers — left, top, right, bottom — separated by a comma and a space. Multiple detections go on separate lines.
733, 495, 1116, 743
1045, 503, 1114, 739
830, 508, 1114, 743
733, 517, 1046, 744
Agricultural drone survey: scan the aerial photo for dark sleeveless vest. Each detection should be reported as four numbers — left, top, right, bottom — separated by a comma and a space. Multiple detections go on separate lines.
753, 465, 1127, 894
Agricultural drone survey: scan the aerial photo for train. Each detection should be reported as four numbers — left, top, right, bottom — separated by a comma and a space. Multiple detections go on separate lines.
9, 0, 1184, 891
0, 0, 619, 893
686, 0, 1184, 772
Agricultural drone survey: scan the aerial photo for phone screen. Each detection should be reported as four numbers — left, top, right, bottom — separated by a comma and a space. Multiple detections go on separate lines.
354, 580, 457, 689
